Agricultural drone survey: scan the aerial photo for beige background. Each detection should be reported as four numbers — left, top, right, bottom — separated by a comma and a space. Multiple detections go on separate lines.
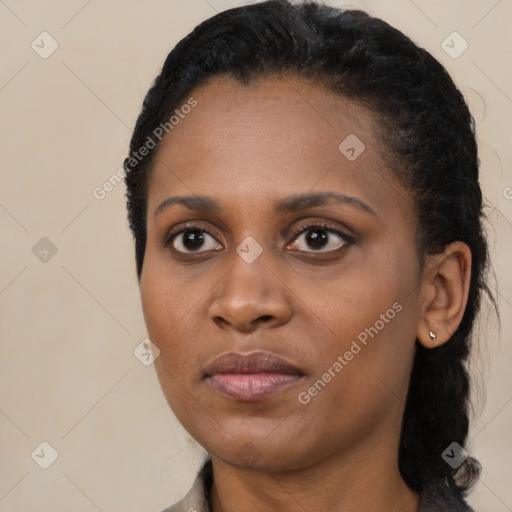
0, 0, 511, 510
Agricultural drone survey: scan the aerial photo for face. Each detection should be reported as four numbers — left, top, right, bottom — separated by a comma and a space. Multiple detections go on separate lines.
140, 74, 425, 471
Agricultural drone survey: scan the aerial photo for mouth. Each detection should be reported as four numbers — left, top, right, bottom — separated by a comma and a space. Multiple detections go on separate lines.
203, 351, 305, 402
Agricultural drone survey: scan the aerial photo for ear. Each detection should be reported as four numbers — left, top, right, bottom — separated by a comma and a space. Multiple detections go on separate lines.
417, 241, 472, 348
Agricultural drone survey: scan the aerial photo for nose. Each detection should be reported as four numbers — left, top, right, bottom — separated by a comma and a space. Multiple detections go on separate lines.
208, 250, 293, 333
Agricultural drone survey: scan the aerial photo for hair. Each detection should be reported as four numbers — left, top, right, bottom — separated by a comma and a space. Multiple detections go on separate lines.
123, 0, 492, 497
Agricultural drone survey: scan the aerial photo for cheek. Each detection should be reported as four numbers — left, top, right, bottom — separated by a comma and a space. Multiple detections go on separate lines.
140, 246, 206, 334
290, 296, 417, 461
140, 272, 174, 341
139, 266, 202, 373
140, 270, 205, 420
297, 246, 420, 405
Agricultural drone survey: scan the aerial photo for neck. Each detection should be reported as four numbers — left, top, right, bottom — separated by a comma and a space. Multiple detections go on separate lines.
209, 430, 419, 512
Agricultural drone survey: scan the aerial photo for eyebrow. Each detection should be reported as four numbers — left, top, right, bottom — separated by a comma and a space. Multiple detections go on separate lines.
153, 191, 377, 218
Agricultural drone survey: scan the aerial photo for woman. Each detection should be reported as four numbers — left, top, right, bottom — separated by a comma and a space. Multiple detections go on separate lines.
123, 1, 492, 510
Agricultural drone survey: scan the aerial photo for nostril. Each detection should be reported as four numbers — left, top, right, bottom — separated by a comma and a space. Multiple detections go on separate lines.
213, 316, 228, 327
212, 314, 275, 330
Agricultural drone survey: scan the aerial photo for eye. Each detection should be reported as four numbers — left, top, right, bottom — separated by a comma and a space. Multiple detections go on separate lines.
288, 223, 352, 253
165, 225, 223, 254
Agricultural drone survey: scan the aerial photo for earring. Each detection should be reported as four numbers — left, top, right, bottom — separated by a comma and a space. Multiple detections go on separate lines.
429, 331, 436, 343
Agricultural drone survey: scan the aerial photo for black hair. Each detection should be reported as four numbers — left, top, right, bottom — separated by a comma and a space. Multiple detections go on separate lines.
123, 0, 492, 497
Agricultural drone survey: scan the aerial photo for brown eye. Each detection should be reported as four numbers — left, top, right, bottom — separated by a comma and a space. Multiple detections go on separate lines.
167, 227, 223, 253
288, 225, 351, 253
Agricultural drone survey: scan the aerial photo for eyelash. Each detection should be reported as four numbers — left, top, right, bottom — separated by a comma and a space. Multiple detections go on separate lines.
288, 222, 354, 251
163, 221, 354, 255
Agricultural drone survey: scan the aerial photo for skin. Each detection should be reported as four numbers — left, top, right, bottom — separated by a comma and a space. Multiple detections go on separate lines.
139, 74, 472, 512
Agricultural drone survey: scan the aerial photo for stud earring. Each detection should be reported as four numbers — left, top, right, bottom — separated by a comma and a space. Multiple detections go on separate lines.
429, 331, 436, 343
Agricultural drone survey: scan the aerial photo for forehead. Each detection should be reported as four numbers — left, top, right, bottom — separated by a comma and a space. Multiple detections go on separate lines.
152, 73, 379, 164
147, 74, 411, 221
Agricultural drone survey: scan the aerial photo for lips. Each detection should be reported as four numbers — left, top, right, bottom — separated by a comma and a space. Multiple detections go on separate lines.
203, 351, 303, 377
203, 351, 304, 402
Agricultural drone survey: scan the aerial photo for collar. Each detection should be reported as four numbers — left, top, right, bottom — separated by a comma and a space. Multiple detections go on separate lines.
161, 459, 475, 512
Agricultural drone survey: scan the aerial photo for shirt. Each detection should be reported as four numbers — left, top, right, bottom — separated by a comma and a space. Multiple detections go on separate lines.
160, 459, 476, 512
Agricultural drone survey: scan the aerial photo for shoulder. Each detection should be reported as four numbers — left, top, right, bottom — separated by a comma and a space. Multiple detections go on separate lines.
417, 479, 476, 512
159, 459, 212, 512
160, 461, 478, 512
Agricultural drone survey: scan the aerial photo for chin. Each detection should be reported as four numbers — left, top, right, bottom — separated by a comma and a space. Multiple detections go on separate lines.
194, 428, 329, 472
